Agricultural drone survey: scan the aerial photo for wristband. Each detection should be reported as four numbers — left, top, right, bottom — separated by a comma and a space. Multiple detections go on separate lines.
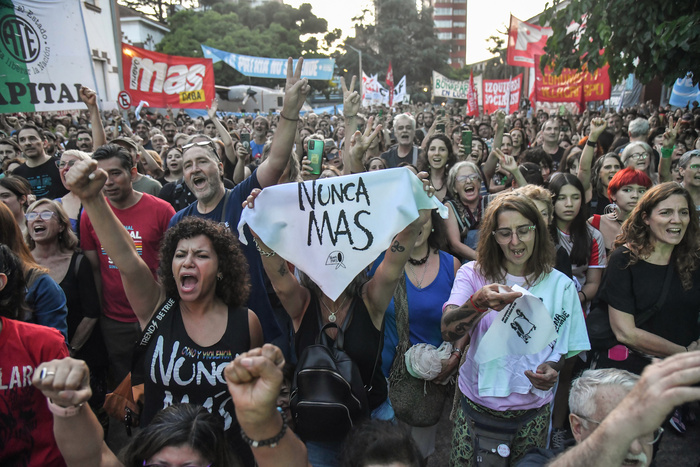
47, 398, 84, 417
660, 147, 672, 159
578, 290, 588, 302
279, 113, 298, 122
469, 295, 488, 313
586, 139, 597, 148
452, 347, 462, 357
240, 409, 287, 448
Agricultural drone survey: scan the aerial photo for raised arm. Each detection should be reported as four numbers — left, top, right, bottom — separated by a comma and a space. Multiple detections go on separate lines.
658, 117, 681, 183
66, 160, 163, 327
345, 116, 382, 174
243, 189, 310, 327
257, 58, 311, 188
494, 148, 527, 188
578, 118, 606, 195
207, 99, 237, 165
340, 75, 361, 162
33, 358, 122, 467
225, 345, 310, 467
362, 173, 435, 328
79, 86, 106, 149
481, 111, 505, 182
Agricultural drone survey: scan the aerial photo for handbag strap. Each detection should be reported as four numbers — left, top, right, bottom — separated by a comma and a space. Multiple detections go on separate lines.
634, 261, 674, 327
131, 298, 177, 369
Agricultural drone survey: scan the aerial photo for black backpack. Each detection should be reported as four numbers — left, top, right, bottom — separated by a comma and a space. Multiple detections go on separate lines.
290, 310, 380, 442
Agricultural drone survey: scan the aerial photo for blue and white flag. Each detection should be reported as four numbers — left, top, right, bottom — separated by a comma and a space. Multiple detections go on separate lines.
669, 73, 700, 107
201, 45, 335, 80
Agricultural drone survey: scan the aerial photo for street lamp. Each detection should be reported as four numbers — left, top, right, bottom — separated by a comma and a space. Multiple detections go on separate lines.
348, 45, 363, 97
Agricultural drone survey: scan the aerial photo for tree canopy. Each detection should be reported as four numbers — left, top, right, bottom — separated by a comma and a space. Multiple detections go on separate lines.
156, 2, 335, 91
540, 0, 700, 85
333, 0, 450, 97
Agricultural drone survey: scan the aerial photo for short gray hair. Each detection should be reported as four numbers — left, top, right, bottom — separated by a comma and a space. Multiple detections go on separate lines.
569, 368, 638, 419
447, 161, 481, 198
621, 141, 653, 165
679, 149, 700, 169
628, 118, 650, 138
393, 113, 416, 131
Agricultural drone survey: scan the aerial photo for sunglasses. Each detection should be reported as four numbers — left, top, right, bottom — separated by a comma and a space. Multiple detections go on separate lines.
182, 141, 220, 160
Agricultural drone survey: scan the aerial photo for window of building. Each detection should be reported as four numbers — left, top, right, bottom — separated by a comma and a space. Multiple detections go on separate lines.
434, 20, 453, 28
453, 21, 465, 27
453, 9, 466, 16
453, 0, 466, 3
437, 32, 453, 40
454, 33, 465, 39
434, 7, 452, 15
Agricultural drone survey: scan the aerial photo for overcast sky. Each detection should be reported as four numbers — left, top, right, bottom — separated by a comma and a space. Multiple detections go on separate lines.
285, 0, 551, 64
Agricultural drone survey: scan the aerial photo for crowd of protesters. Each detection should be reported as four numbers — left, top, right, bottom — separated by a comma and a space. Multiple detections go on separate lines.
1, 64, 700, 467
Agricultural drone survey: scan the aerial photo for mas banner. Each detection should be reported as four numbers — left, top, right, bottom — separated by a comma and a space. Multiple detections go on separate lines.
432, 71, 470, 100
0, 0, 97, 112
507, 15, 552, 67
122, 44, 215, 109
669, 73, 700, 108
238, 168, 447, 301
534, 56, 610, 106
483, 74, 522, 114
202, 45, 334, 81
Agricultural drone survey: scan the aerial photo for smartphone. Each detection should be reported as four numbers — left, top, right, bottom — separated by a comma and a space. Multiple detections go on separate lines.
240, 132, 251, 151
439, 109, 446, 117
462, 130, 472, 150
308, 139, 324, 175
436, 123, 445, 133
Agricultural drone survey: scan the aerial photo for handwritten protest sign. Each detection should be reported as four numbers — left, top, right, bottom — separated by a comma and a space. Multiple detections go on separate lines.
238, 168, 447, 300
474, 285, 558, 365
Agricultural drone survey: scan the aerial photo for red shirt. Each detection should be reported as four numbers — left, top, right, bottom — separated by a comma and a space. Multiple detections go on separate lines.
80, 193, 175, 322
0, 317, 69, 466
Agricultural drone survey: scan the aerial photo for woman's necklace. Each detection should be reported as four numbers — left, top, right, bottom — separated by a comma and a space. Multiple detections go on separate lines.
431, 173, 445, 191
408, 252, 431, 289
320, 294, 349, 323
408, 247, 431, 266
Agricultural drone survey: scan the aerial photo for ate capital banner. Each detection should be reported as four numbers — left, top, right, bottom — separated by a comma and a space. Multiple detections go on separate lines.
122, 44, 215, 109
534, 56, 611, 105
482, 74, 522, 114
0, 0, 98, 112
238, 168, 448, 301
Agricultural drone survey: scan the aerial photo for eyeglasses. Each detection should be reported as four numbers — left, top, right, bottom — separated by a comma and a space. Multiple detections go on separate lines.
628, 153, 648, 160
26, 211, 55, 222
687, 164, 700, 170
182, 140, 220, 160
492, 225, 536, 244
456, 173, 480, 183
56, 159, 76, 169
575, 414, 663, 445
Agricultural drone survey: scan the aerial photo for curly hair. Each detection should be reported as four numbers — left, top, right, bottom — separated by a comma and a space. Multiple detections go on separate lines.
121, 404, 239, 467
476, 192, 554, 285
417, 134, 456, 174
159, 217, 250, 308
614, 182, 700, 290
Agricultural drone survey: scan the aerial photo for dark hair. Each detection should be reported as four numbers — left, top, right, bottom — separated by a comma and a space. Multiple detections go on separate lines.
92, 144, 134, 172
646, 127, 665, 147
616, 182, 700, 290
0, 202, 47, 274
476, 192, 554, 284
521, 147, 553, 171
340, 420, 424, 467
427, 209, 448, 252
548, 173, 591, 266
121, 404, 239, 467
418, 134, 456, 174
0, 175, 32, 210
519, 162, 545, 186
159, 217, 250, 307
17, 124, 44, 140
592, 153, 623, 200
0, 138, 21, 153
0, 244, 29, 319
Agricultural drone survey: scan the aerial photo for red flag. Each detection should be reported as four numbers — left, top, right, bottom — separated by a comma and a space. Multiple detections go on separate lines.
467, 70, 479, 116
386, 62, 394, 106
507, 15, 553, 67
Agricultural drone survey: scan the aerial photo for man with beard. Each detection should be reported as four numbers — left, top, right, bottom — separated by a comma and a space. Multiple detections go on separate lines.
134, 120, 152, 150
380, 113, 420, 168
13, 125, 68, 199
76, 128, 94, 153
251, 116, 268, 159
162, 121, 177, 145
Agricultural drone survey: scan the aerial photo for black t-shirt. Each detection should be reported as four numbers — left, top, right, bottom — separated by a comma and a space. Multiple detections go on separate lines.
13, 157, 68, 199
598, 246, 700, 347
380, 145, 420, 168
547, 146, 566, 172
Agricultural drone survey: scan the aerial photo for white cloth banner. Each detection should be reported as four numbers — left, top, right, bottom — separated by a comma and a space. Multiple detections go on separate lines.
474, 285, 558, 364
432, 71, 470, 100
0, 0, 98, 112
393, 75, 408, 104
362, 73, 386, 106
238, 168, 448, 301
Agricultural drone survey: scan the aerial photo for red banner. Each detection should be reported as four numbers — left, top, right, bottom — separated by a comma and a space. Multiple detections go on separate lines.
534, 56, 611, 109
507, 15, 552, 67
386, 61, 394, 106
482, 74, 522, 114
467, 70, 479, 117
121, 43, 215, 109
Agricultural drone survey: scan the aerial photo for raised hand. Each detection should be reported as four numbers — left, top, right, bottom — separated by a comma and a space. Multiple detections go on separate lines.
282, 57, 311, 117
341, 75, 361, 117
348, 115, 382, 164
662, 116, 682, 149
493, 148, 517, 174
64, 159, 107, 200
206, 98, 219, 120
33, 358, 92, 408
588, 117, 607, 140
79, 86, 98, 107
